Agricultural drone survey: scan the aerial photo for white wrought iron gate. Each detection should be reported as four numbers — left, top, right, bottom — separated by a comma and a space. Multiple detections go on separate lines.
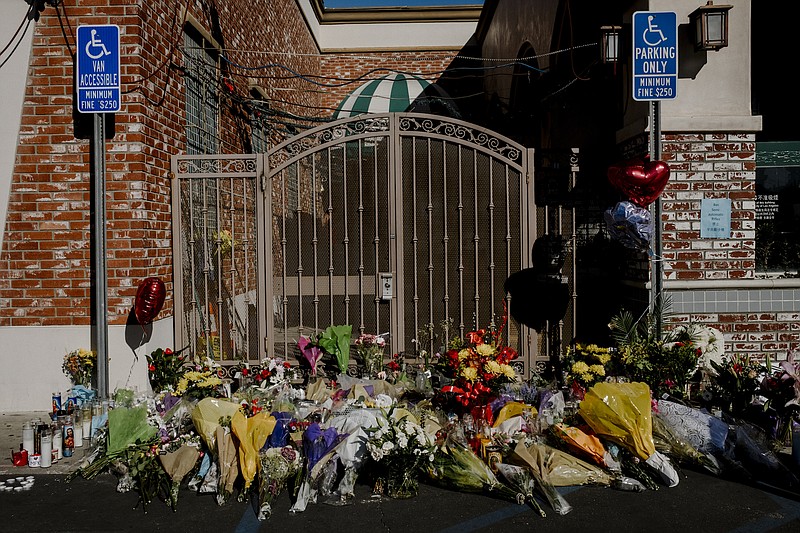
172, 113, 572, 379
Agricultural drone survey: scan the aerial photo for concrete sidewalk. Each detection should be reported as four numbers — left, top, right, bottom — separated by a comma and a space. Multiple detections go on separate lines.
1, 411, 84, 475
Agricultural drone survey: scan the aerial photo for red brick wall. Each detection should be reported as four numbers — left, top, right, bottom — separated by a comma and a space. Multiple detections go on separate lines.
0, 0, 320, 327
661, 133, 756, 281
320, 52, 458, 114
659, 133, 799, 360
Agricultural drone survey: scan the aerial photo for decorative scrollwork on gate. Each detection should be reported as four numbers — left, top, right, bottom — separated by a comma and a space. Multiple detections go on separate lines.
398, 116, 522, 163
175, 156, 258, 176
268, 116, 391, 170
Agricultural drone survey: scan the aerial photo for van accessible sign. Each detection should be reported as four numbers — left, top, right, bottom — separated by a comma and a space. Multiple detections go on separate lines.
76, 25, 121, 113
632, 11, 678, 101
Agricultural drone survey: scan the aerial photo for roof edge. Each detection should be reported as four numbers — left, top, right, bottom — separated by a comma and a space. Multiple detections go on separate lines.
311, 0, 482, 24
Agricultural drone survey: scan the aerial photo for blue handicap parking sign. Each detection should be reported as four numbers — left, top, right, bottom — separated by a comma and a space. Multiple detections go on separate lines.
632, 12, 678, 101
76, 25, 121, 113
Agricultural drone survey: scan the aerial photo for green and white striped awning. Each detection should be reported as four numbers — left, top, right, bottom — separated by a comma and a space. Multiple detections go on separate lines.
334, 73, 444, 119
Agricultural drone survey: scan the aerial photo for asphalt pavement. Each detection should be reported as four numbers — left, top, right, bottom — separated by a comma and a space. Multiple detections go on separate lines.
3, 410, 800, 532
1, 460, 800, 532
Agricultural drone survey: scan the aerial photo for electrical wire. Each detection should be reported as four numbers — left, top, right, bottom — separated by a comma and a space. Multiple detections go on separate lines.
0, 7, 30, 59
54, 0, 74, 58
0, 6, 34, 71
217, 53, 550, 88
121, 0, 191, 106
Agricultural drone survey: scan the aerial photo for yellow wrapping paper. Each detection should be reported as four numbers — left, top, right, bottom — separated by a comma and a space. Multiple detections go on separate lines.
510, 441, 611, 487
577, 381, 655, 460
231, 411, 277, 490
191, 397, 241, 452
493, 402, 537, 427
552, 424, 607, 467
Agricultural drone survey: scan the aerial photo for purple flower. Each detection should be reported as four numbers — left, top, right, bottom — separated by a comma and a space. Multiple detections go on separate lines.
298, 336, 322, 376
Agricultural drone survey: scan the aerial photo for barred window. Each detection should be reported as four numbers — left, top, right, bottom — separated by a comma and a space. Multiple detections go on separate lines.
183, 27, 220, 155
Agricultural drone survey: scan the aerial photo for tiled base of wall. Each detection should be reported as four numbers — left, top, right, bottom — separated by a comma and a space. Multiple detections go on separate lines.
667, 293, 800, 361
618, 285, 800, 361
669, 288, 800, 314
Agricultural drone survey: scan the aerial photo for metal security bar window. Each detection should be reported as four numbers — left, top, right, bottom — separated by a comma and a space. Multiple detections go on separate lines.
183, 27, 220, 156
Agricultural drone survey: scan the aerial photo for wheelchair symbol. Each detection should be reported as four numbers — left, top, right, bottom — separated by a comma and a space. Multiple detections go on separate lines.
642, 15, 668, 46
85, 29, 111, 60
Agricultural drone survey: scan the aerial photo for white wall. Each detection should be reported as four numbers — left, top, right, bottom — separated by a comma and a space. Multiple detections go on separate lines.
0, 3, 34, 252
623, 0, 761, 135
296, 0, 477, 51
0, 318, 173, 412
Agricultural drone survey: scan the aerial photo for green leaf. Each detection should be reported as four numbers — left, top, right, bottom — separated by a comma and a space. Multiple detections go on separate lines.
317, 324, 352, 374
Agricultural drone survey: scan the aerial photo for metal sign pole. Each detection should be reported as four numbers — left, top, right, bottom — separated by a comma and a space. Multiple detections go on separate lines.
78, 24, 119, 400
649, 101, 663, 337
91, 113, 109, 399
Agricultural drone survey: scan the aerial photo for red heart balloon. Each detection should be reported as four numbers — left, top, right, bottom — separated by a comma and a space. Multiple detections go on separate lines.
135, 277, 166, 325
607, 158, 670, 207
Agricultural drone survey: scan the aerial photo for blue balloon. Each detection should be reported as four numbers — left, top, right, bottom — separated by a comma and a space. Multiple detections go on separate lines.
604, 201, 653, 250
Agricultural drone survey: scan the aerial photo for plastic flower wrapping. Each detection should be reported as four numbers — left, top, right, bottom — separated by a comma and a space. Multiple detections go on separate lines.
62, 316, 800, 521
257, 446, 302, 520
355, 333, 386, 375
425, 423, 528, 507
365, 408, 434, 497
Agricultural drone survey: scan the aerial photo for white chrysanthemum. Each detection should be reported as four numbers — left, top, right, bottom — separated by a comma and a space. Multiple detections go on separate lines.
397, 433, 408, 448
374, 394, 393, 408
381, 441, 394, 452
476, 343, 494, 357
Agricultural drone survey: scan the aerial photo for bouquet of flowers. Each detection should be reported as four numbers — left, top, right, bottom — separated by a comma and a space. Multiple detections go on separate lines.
146, 347, 188, 393
355, 333, 386, 377
425, 424, 530, 509
175, 370, 224, 400
708, 353, 764, 416
437, 315, 519, 412
257, 445, 302, 520
63, 348, 97, 387
174, 357, 225, 400
366, 408, 435, 498
563, 343, 612, 392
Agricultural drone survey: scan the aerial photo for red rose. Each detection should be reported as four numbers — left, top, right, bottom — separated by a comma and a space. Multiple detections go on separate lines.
165, 348, 173, 355
242, 368, 249, 376
148, 364, 155, 372
283, 361, 291, 369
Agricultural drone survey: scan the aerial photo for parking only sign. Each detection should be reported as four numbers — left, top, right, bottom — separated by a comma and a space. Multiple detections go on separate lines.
76, 25, 121, 113
632, 11, 678, 101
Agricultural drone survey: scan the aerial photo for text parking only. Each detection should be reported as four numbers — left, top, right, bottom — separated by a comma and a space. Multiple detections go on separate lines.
633, 11, 677, 101
76, 25, 120, 113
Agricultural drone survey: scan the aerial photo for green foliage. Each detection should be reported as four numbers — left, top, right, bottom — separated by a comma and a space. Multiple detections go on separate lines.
707, 353, 764, 416
608, 302, 700, 399
317, 324, 353, 374
146, 347, 189, 393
